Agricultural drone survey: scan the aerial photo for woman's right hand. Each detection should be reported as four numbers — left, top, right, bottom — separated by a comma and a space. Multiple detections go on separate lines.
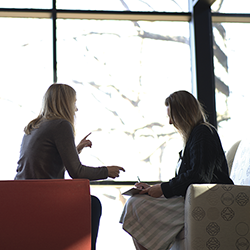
76, 132, 92, 154
135, 182, 150, 190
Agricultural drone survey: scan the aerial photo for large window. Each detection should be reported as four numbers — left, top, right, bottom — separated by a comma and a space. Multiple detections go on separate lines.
212, 0, 250, 14
3, 0, 248, 249
213, 21, 250, 151
0, 0, 52, 9
0, 17, 191, 181
0, 17, 53, 179
212, 0, 250, 151
57, 19, 191, 182
56, 0, 188, 12
0, 4, 191, 249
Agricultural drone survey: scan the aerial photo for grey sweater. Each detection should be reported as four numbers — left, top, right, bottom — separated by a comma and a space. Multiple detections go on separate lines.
15, 118, 108, 180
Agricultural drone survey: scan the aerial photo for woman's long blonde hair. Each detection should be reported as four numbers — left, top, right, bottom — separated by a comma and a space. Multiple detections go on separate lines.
165, 90, 209, 143
24, 83, 76, 135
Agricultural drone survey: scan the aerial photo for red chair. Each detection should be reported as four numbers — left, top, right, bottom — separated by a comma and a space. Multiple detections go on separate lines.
0, 179, 91, 250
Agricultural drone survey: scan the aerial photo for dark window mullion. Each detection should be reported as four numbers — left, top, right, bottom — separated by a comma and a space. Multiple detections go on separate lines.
190, 0, 217, 127
52, 0, 57, 83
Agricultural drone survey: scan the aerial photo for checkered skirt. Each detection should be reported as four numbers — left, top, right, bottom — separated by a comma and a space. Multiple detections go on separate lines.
120, 194, 184, 250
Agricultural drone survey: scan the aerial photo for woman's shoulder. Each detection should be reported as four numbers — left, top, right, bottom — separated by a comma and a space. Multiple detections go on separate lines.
42, 118, 72, 130
43, 118, 70, 124
189, 123, 218, 142
192, 122, 216, 134
42, 119, 74, 140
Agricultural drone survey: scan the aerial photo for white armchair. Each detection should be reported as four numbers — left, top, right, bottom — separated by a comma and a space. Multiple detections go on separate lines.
171, 138, 250, 250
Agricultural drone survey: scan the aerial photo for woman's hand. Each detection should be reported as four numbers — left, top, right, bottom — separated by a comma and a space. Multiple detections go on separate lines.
76, 132, 92, 154
107, 166, 125, 178
139, 184, 163, 198
135, 182, 150, 190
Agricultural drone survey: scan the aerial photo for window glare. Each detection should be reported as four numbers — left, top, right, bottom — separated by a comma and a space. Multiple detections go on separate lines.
0, 16, 191, 249
212, 0, 250, 13
0, 18, 53, 179
56, 0, 188, 12
57, 19, 191, 182
0, 0, 52, 9
0, 0, 188, 11
214, 22, 250, 151
1, 3, 249, 249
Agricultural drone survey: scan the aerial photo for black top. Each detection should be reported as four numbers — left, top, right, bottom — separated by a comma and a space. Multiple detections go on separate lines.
15, 118, 108, 180
161, 123, 234, 198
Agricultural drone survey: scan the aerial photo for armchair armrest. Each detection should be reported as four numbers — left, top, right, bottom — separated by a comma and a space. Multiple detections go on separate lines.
185, 184, 250, 250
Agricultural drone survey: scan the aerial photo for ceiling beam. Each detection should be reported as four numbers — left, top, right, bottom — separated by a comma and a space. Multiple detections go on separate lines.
0, 9, 51, 18
56, 11, 191, 21
212, 13, 250, 23
0, 9, 191, 21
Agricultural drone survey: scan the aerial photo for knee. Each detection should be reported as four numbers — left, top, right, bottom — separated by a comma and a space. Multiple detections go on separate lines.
91, 195, 102, 217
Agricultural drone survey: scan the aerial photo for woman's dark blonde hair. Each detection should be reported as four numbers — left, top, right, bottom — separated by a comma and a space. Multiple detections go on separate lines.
165, 90, 209, 143
24, 83, 76, 135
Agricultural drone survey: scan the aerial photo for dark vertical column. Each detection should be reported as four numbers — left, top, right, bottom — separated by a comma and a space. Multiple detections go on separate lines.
52, 0, 57, 83
189, 0, 217, 128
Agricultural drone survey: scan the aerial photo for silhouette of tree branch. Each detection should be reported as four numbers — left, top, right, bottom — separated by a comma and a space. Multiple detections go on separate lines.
213, 23, 226, 41
214, 40, 228, 72
211, 0, 224, 12
215, 76, 229, 96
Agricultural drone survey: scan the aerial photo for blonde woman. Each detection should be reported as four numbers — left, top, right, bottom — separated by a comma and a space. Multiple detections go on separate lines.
120, 90, 233, 250
15, 83, 125, 250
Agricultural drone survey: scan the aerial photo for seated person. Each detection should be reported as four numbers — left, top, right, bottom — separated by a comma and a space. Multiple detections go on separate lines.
120, 90, 233, 250
15, 83, 125, 250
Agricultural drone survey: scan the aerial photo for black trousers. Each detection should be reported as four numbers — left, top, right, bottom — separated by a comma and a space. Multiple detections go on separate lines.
91, 195, 102, 250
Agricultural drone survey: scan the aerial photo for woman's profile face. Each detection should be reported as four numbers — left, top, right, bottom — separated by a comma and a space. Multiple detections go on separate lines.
166, 106, 173, 125
74, 96, 78, 112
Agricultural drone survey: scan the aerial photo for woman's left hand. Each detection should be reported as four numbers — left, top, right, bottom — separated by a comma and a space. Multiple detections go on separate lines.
76, 132, 92, 154
140, 184, 163, 198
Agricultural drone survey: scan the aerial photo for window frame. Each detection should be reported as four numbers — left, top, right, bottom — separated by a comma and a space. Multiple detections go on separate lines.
1, 0, 250, 185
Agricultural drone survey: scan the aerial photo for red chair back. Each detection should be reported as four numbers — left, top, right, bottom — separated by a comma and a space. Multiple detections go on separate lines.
0, 179, 91, 250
